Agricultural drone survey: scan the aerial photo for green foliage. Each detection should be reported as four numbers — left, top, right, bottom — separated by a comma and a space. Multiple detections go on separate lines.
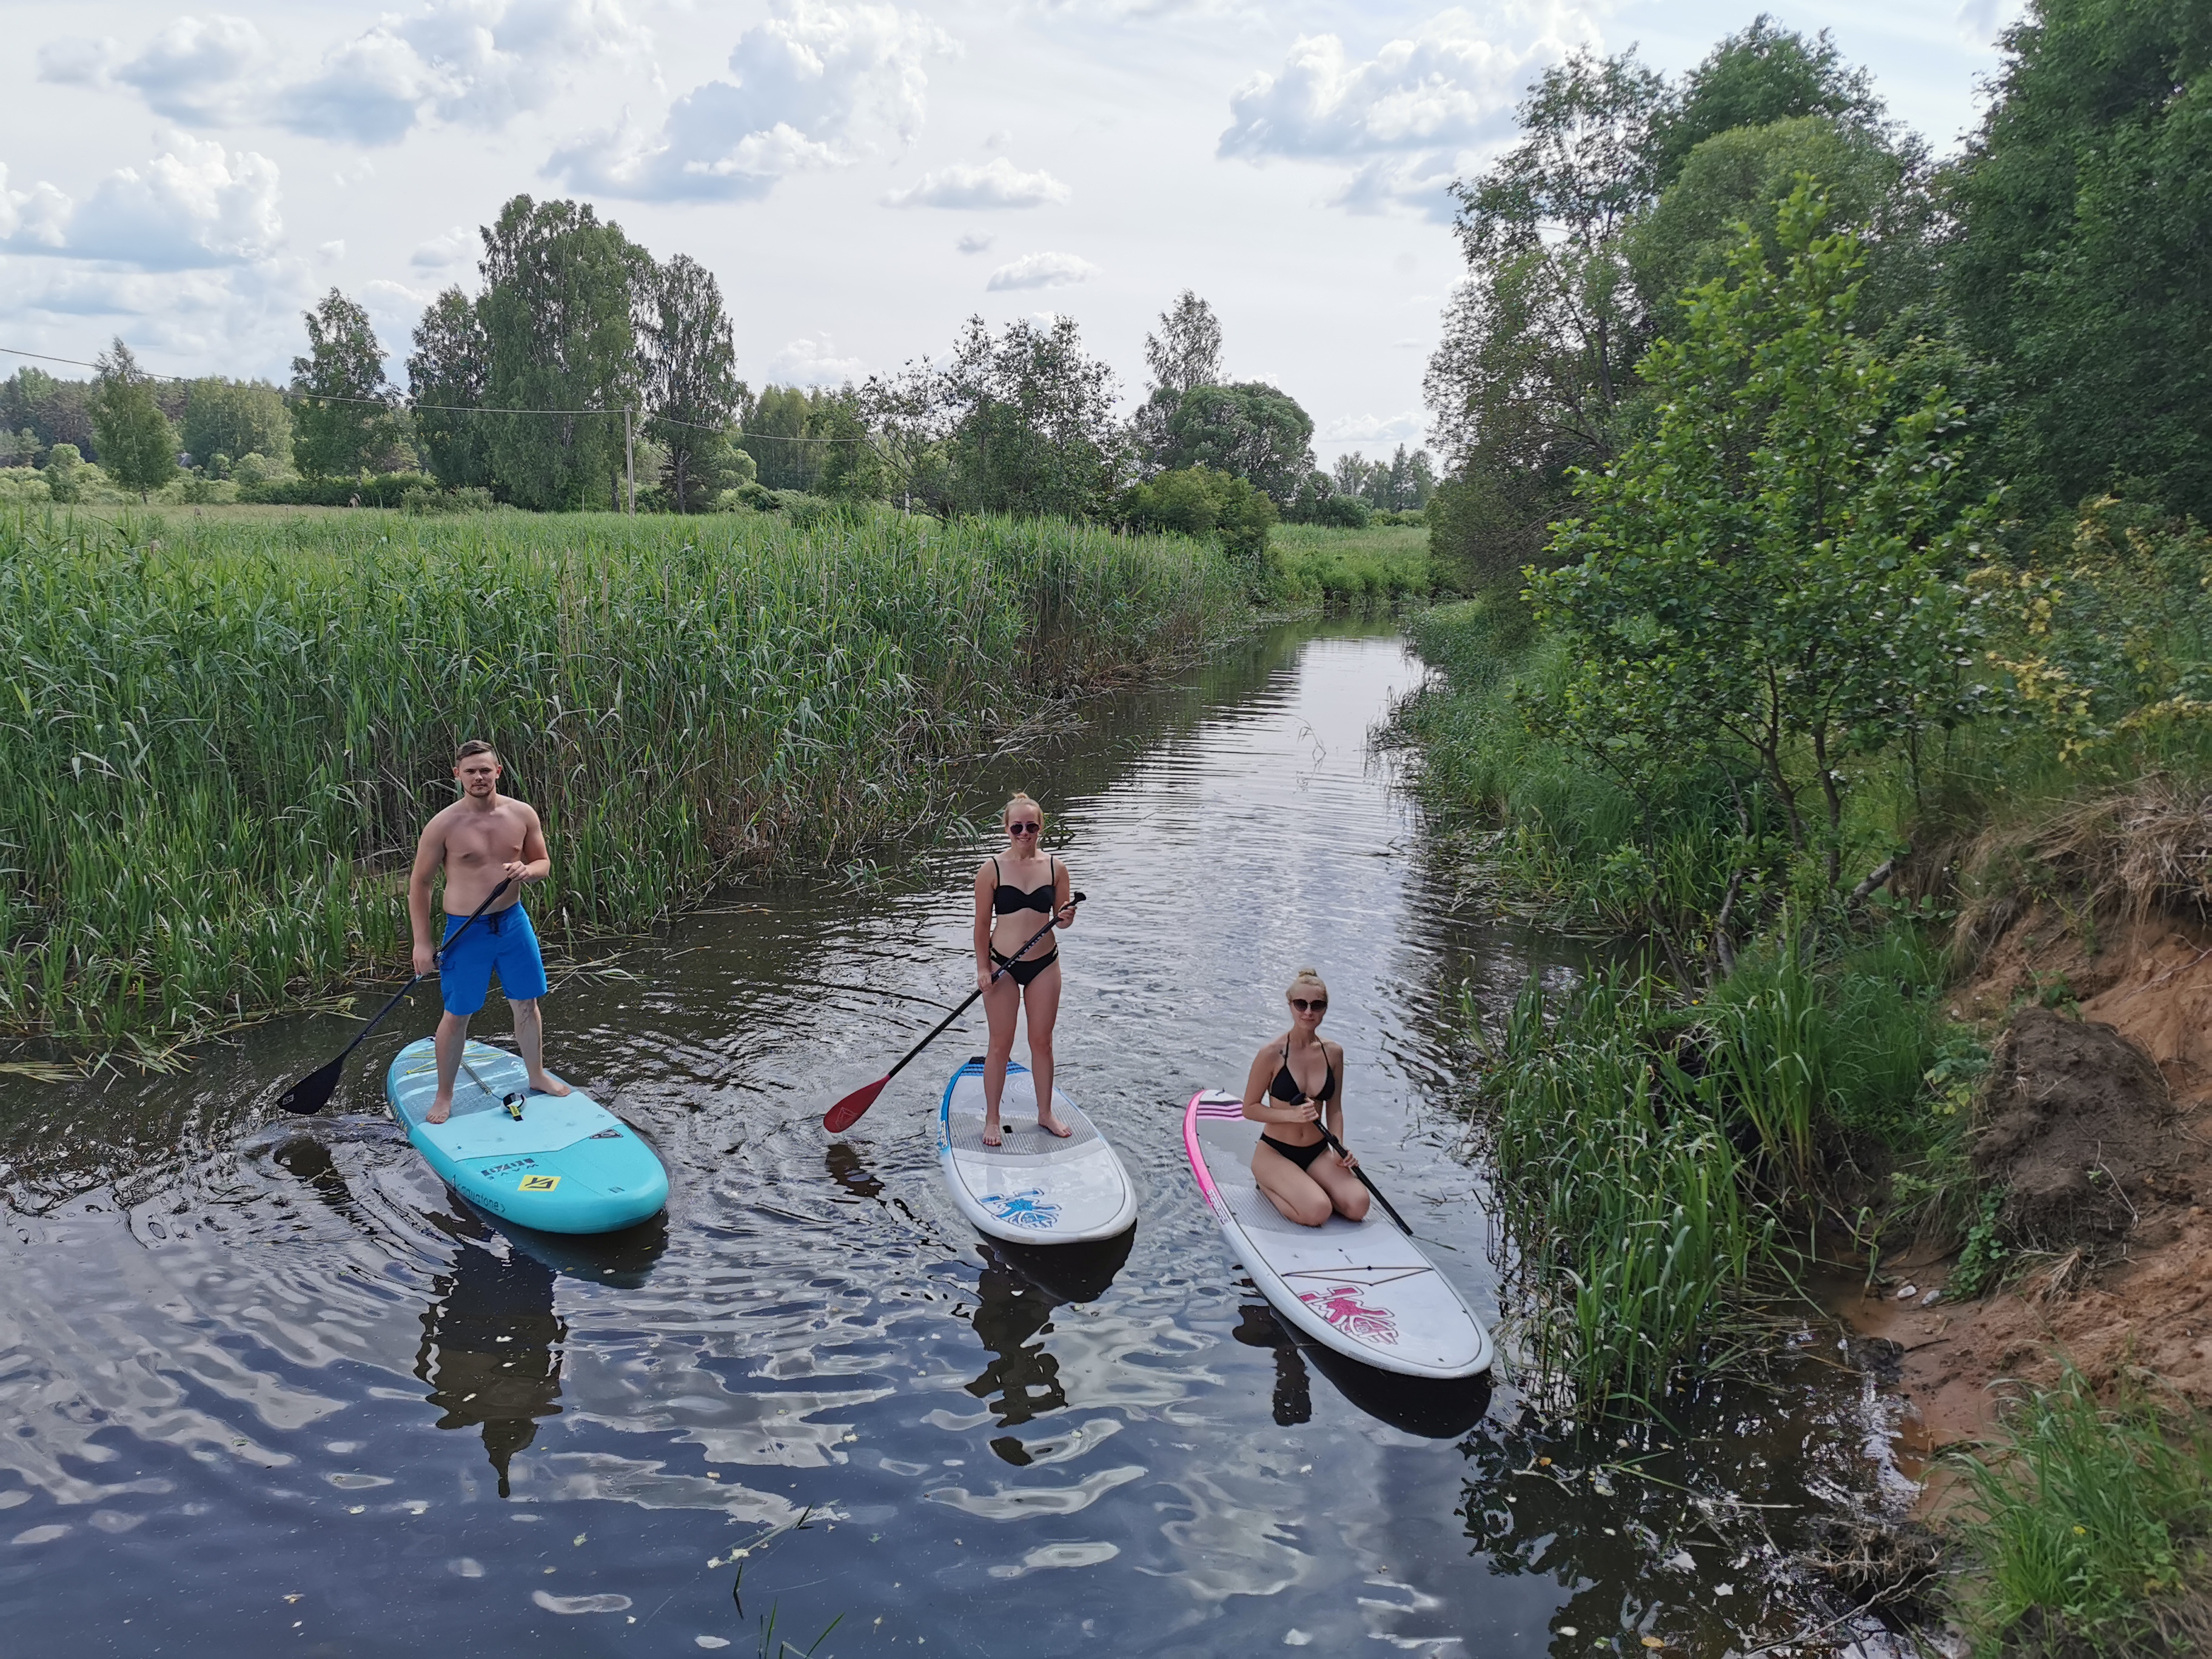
290, 290, 401, 479
935, 315, 1124, 520
644, 253, 745, 513
0, 508, 1241, 1043
808, 390, 885, 503
1117, 466, 1276, 575
1529, 188, 1995, 882
1, 367, 94, 458
478, 195, 645, 511
407, 286, 494, 491
1155, 382, 1315, 504
179, 378, 290, 477
740, 386, 826, 493
1956, 1366, 2212, 1652
89, 341, 178, 502
400, 484, 497, 515
1272, 523, 1434, 612
1648, 16, 1890, 183
1948, 1189, 2011, 1301
42, 444, 87, 503
236, 472, 439, 508
1949, 0, 2212, 522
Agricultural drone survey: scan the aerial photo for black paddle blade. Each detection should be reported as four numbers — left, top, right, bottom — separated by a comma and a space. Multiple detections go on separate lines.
276, 1055, 344, 1115
823, 1075, 888, 1134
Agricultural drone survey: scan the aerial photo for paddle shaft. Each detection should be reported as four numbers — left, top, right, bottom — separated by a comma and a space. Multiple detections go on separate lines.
876, 897, 1082, 1091
1312, 1122, 1416, 1236
348, 877, 514, 1056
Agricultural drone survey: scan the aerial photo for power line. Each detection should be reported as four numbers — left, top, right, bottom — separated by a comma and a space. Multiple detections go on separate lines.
0, 344, 877, 444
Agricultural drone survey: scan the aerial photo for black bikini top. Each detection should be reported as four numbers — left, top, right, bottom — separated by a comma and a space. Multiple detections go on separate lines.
1271, 1039, 1336, 1106
991, 854, 1057, 916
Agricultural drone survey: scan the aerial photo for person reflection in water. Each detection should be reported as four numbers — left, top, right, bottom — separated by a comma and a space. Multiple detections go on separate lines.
1241, 968, 1370, 1227
964, 1246, 1068, 1427
415, 1228, 565, 1498
971, 791, 1080, 1147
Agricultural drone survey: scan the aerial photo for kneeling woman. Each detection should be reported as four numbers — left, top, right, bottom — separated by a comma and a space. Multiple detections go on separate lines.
1241, 968, 1369, 1227
971, 792, 1080, 1147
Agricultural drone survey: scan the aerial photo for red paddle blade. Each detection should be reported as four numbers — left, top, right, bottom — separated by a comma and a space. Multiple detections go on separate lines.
822, 1074, 889, 1133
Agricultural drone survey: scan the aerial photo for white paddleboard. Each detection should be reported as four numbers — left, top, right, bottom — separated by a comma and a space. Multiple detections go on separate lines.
937, 1057, 1137, 1244
1184, 1090, 1492, 1379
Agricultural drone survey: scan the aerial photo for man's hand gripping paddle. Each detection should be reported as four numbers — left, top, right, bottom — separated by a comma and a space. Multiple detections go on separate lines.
275, 878, 514, 1116
822, 894, 1085, 1134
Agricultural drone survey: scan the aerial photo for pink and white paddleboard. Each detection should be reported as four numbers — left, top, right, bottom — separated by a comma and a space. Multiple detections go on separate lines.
1184, 1090, 1492, 1380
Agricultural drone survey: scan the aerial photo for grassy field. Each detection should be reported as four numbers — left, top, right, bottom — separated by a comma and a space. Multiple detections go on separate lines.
0, 504, 1243, 1046
1272, 523, 1435, 611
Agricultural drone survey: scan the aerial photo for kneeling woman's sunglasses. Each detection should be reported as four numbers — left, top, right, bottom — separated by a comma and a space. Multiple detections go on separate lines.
1290, 996, 1327, 1012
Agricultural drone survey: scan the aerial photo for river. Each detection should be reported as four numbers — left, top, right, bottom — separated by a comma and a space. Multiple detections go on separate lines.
0, 621, 1923, 1657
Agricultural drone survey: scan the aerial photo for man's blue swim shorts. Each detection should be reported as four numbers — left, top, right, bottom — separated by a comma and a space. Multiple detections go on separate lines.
438, 902, 549, 1016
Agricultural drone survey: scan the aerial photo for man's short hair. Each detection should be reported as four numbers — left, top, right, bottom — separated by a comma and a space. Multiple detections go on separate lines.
455, 739, 498, 764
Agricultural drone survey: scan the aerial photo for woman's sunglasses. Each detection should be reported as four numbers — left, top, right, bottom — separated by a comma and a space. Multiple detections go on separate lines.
1290, 997, 1327, 1012
1008, 822, 1041, 836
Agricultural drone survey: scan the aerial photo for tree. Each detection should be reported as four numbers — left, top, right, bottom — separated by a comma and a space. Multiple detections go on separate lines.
90, 340, 178, 501
1158, 383, 1314, 504
740, 386, 822, 492
1133, 290, 1226, 468
643, 254, 744, 513
810, 388, 886, 502
408, 287, 494, 491
181, 378, 290, 476
3, 367, 96, 458
1118, 465, 1277, 571
1948, 0, 2212, 521
938, 315, 1124, 518
290, 290, 397, 478
477, 195, 647, 511
1526, 188, 1994, 885
1648, 15, 1889, 184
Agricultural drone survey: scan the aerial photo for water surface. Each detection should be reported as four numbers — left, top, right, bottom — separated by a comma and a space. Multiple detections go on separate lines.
0, 623, 1918, 1655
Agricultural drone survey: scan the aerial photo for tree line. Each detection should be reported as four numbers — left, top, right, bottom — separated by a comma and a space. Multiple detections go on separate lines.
4, 197, 1430, 543
1421, 0, 2208, 585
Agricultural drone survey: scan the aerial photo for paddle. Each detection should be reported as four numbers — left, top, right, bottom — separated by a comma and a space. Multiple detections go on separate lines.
822, 894, 1085, 1134
1311, 1122, 1417, 1237
275, 877, 514, 1115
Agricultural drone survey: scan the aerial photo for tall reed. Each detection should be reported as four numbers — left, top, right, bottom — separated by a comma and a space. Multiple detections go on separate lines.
0, 506, 1242, 1042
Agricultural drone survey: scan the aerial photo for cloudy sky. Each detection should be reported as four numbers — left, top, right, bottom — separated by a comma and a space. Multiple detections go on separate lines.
0, 0, 2023, 462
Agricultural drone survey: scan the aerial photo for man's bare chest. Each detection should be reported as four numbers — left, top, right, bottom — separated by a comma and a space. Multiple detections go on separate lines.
444, 808, 526, 865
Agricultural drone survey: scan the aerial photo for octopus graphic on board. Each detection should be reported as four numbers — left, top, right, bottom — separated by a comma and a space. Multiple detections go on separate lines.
1297, 1282, 1400, 1345
982, 1189, 1062, 1230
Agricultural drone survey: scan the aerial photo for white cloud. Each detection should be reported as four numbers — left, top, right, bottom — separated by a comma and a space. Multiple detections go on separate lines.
1219, 4, 1598, 215
0, 257, 316, 377
7, 135, 286, 272
956, 230, 994, 253
769, 335, 866, 385
41, 4, 649, 147
884, 157, 1069, 209
985, 250, 1094, 290
411, 225, 477, 270
1323, 409, 1425, 443
0, 167, 73, 251
551, 0, 956, 201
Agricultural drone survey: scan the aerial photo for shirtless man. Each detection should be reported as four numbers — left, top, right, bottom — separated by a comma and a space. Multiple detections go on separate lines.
409, 739, 572, 1124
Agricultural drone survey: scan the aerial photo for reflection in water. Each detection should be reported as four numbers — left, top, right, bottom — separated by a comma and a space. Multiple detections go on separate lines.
1305, 1338, 1492, 1439
965, 1243, 1070, 1427
1233, 1302, 1313, 1427
414, 1219, 566, 1497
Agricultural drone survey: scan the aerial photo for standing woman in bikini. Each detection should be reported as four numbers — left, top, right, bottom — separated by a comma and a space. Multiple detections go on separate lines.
973, 793, 1080, 1147
1241, 968, 1370, 1227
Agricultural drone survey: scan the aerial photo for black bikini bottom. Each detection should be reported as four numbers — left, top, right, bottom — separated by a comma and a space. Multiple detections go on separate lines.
1259, 1133, 1329, 1171
990, 947, 1059, 988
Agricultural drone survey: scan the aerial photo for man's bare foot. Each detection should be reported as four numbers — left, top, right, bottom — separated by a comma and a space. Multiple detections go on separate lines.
1038, 1110, 1073, 1138
982, 1114, 1004, 1147
526, 1070, 572, 1098
426, 1093, 454, 1125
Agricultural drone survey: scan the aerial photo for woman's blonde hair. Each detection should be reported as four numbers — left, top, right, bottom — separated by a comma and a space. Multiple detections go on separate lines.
1286, 967, 1328, 1000
1002, 792, 1045, 831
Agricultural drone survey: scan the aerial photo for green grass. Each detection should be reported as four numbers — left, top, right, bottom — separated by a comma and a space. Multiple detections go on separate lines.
1272, 523, 1436, 612
0, 504, 1244, 1045
1957, 1367, 2212, 1654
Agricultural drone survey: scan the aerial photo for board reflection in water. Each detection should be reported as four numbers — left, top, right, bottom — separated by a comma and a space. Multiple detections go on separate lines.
965, 1231, 1134, 1429
1236, 1301, 1493, 1438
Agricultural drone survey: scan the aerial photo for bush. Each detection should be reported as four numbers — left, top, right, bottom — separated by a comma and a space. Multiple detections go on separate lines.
44, 444, 86, 504
1117, 466, 1278, 581
230, 452, 284, 488
236, 471, 440, 508
400, 484, 496, 516
1313, 493, 1371, 528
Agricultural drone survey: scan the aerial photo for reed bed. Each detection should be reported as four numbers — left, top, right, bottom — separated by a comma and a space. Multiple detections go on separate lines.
0, 506, 1243, 1044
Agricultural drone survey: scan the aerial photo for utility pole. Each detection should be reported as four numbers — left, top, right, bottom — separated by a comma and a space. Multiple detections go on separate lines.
624, 407, 636, 515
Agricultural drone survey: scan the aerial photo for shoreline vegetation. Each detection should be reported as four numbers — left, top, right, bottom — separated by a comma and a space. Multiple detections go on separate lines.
1386, 1, 2212, 1649
0, 504, 1262, 1051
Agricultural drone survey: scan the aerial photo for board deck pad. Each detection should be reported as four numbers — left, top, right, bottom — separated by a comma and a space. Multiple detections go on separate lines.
1184, 1090, 1492, 1379
386, 1038, 668, 1235
937, 1058, 1137, 1244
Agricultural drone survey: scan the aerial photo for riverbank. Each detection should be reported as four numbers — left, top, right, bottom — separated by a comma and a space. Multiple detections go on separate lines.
1393, 580, 2212, 1651
0, 504, 1246, 1048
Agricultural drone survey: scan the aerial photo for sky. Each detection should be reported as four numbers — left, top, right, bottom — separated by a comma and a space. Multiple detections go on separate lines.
0, 0, 2026, 464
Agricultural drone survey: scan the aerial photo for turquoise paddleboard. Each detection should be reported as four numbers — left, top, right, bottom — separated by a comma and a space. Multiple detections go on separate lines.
385, 1038, 668, 1235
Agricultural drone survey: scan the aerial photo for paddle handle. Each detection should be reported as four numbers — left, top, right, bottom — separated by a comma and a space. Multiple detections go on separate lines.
879, 894, 1085, 1087
1315, 1123, 1416, 1237
335, 877, 514, 1061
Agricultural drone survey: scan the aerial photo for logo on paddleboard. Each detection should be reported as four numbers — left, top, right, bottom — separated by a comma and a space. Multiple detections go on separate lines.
982, 1189, 1061, 1230
1299, 1283, 1398, 1344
